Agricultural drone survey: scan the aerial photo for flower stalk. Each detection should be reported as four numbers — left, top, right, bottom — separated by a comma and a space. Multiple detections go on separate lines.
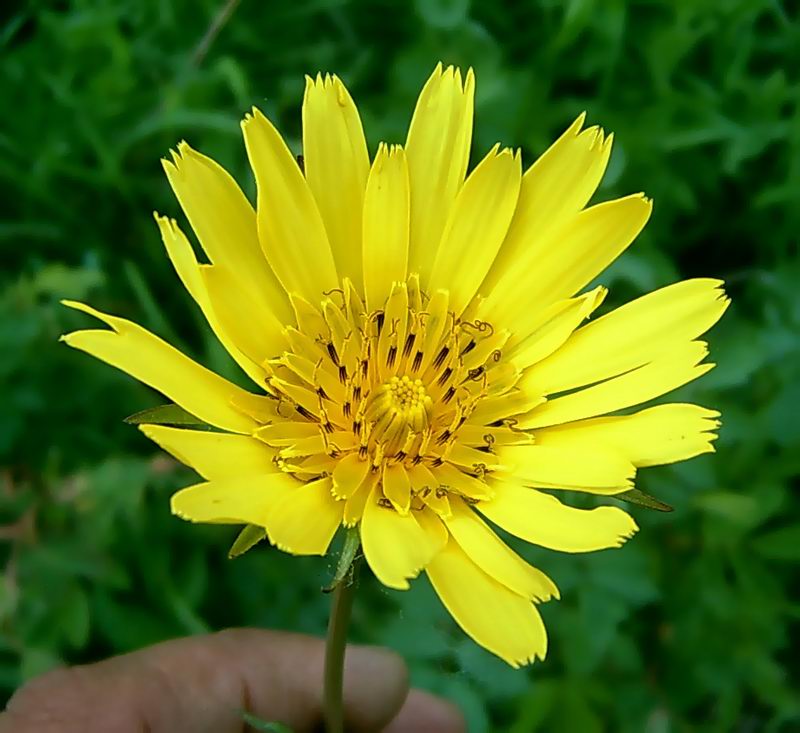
323, 566, 357, 733
323, 530, 360, 733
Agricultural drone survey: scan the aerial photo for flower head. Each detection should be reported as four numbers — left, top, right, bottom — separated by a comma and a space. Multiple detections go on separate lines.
62, 64, 728, 666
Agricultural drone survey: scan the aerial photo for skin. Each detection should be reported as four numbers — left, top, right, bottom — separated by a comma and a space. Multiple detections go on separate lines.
0, 629, 465, 733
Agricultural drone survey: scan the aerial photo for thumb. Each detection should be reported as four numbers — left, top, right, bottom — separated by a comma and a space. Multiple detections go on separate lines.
1, 630, 415, 733
340, 644, 410, 730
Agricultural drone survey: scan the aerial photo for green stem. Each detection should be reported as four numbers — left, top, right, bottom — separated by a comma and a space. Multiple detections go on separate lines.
323, 567, 357, 733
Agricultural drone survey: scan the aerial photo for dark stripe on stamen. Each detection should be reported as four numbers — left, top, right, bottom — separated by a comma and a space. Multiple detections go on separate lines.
352, 385, 362, 402
431, 456, 444, 467
343, 402, 351, 417
412, 351, 423, 372
316, 387, 329, 400
376, 312, 385, 335
437, 366, 453, 386
358, 445, 368, 459
433, 346, 449, 369
296, 405, 316, 421
442, 386, 456, 404
338, 365, 347, 383
327, 342, 339, 365
387, 345, 397, 368
460, 339, 476, 356
436, 430, 452, 445
403, 333, 416, 358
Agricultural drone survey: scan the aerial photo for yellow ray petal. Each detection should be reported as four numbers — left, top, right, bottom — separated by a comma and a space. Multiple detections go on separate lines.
480, 479, 638, 553
406, 64, 475, 286
140, 425, 278, 481
414, 507, 449, 554
456, 423, 533, 449
407, 463, 452, 518
265, 476, 343, 555
497, 444, 635, 493
199, 264, 286, 366
241, 107, 339, 303
534, 403, 721, 467
428, 146, 521, 314
445, 499, 559, 601
155, 214, 268, 386
332, 452, 371, 499
161, 142, 291, 324
171, 472, 299, 525
362, 143, 410, 310
430, 145, 522, 315
520, 341, 713, 429
254, 421, 321, 447
466, 388, 545, 426
445, 442, 503, 472
433, 462, 495, 500
61, 301, 258, 434
521, 279, 729, 395
303, 74, 369, 285
482, 116, 612, 292
485, 193, 652, 328
361, 486, 438, 590
426, 537, 547, 667
383, 462, 411, 514
508, 286, 606, 366
343, 471, 377, 526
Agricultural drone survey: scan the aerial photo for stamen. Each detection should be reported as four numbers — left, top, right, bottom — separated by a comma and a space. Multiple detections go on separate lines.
266, 275, 509, 510
327, 342, 339, 365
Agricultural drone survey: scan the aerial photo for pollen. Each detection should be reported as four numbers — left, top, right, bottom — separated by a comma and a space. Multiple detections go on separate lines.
388, 375, 428, 410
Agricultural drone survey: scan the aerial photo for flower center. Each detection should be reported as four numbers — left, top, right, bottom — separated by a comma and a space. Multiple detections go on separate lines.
257, 275, 513, 494
365, 375, 433, 447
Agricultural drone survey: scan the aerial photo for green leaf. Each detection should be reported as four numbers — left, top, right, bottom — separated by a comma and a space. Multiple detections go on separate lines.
615, 489, 673, 512
413, 0, 470, 29
241, 712, 294, 732
60, 585, 90, 649
229, 525, 267, 559
752, 524, 800, 562
124, 404, 209, 428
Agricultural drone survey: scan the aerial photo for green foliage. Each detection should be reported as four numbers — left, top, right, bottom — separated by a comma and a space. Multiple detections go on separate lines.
1, 0, 798, 730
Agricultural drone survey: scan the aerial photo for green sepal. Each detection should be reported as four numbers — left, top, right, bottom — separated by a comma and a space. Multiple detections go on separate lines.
241, 711, 294, 732
323, 526, 361, 593
616, 488, 674, 512
229, 524, 267, 559
124, 403, 209, 428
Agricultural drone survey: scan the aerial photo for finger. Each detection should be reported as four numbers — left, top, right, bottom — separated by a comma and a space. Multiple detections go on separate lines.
384, 689, 467, 733
1, 630, 410, 733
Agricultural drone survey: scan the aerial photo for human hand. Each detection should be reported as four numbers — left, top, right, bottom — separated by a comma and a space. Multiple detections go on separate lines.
1, 629, 465, 732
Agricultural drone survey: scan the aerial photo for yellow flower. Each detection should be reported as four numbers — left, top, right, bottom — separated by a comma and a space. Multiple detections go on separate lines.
62, 64, 728, 667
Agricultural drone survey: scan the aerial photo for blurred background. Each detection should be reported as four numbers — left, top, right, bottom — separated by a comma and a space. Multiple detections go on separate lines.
1, 0, 799, 730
